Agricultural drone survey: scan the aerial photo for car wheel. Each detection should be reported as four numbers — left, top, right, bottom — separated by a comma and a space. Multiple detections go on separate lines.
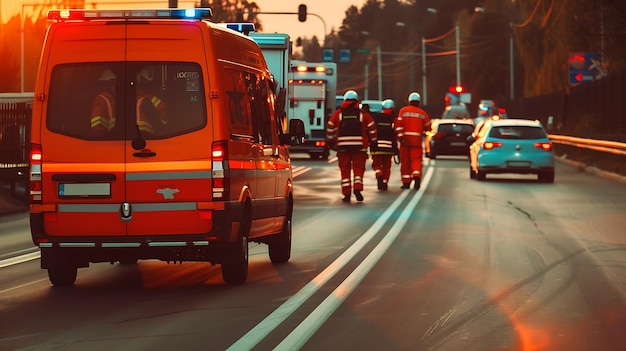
469, 167, 476, 179
429, 152, 436, 160
269, 217, 292, 264
477, 170, 486, 181
48, 267, 77, 287
538, 171, 555, 183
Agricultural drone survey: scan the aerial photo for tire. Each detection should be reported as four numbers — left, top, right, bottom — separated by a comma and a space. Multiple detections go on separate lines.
477, 170, 486, 181
48, 267, 77, 287
469, 167, 476, 179
429, 153, 436, 160
269, 218, 292, 264
221, 234, 249, 285
538, 171, 555, 183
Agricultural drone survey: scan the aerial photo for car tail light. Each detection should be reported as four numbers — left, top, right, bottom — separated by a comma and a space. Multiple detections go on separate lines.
211, 140, 229, 200
534, 141, 552, 151
30, 143, 43, 204
433, 132, 446, 139
482, 141, 502, 150
314, 140, 326, 147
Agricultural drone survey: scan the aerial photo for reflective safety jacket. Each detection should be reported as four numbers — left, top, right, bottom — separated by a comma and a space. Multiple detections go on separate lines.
395, 104, 430, 147
136, 90, 168, 135
327, 100, 377, 151
371, 108, 396, 155
90, 90, 116, 135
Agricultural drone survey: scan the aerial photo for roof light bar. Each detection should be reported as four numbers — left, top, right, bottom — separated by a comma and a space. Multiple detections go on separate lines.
47, 8, 212, 21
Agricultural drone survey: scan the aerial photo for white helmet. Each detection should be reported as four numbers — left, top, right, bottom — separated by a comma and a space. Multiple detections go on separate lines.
408, 92, 421, 102
98, 69, 116, 81
343, 90, 359, 101
138, 68, 154, 82
382, 99, 395, 109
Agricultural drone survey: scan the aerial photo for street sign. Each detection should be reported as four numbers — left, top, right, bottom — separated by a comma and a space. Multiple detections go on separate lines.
569, 52, 604, 85
355, 48, 370, 54
339, 49, 351, 63
322, 48, 334, 62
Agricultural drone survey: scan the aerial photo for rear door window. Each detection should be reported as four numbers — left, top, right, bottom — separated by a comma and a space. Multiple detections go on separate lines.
47, 62, 206, 140
490, 126, 547, 139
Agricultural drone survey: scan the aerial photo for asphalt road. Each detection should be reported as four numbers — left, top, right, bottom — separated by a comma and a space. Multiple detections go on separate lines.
1, 155, 625, 351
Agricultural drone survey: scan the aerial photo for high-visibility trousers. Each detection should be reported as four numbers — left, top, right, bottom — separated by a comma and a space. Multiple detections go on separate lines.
337, 150, 368, 196
399, 145, 423, 185
371, 154, 393, 183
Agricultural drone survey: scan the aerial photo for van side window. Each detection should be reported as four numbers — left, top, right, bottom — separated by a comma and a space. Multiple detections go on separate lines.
47, 62, 206, 140
249, 74, 274, 145
222, 68, 253, 140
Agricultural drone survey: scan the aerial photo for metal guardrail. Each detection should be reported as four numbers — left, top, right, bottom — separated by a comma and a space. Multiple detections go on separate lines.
549, 134, 626, 156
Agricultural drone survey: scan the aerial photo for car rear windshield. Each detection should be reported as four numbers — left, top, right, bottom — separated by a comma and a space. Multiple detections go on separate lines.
438, 123, 474, 134
489, 126, 547, 139
47, 62, 206, 141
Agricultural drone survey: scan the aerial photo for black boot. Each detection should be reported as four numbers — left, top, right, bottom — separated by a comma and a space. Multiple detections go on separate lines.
381, 181, 388, 190
354, 190, 364, 202
413, 176, 421, 190
401, 183, 410, 189
377, 176, 384, 190
342, 194, 351, 202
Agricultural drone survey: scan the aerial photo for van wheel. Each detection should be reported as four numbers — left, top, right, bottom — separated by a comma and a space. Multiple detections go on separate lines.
48, 267, 77, 287
269, 218, 292, 264
221, 235, 249, 285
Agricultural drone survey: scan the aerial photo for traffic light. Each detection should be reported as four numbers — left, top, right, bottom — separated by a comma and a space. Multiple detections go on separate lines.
449, 85, 464, 94
298, 4, 307, 22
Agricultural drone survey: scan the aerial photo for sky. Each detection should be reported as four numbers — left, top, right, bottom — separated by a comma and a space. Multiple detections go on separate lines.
3, 1, 361, 46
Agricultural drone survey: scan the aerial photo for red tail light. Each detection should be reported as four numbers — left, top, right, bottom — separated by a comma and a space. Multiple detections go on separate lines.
433, 132, 446, 139
534, 141, 552, 151
482, 141, 502, 150
211, 140, 228, 200
30, 143, 43, 204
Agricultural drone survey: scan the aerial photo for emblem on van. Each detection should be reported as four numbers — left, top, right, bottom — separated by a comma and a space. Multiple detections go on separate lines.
156, 187, 180, 200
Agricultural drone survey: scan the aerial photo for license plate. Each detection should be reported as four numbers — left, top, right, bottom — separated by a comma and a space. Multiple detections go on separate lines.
507, 161, 530, 168
59, 183, 111, 197
451, 142, 466, 146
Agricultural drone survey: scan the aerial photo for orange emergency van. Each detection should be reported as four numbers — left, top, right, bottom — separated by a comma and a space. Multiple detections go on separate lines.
29, 8, 305, 286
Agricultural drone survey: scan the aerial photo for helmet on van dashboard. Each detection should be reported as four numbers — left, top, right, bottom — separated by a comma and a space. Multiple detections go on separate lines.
408, 92, 421, 102
343, 90, 359, 101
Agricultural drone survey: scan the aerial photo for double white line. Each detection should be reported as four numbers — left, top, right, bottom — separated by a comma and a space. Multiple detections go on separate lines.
228, 165, 434, 350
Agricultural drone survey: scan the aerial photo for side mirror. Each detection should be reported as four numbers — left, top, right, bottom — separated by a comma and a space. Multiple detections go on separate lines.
279, 118, 305, 145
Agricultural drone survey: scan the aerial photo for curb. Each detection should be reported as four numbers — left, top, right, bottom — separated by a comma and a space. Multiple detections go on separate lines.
556, 155, 626, 184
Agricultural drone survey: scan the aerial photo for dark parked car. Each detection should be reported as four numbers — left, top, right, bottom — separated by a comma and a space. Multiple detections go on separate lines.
425, 119, 475, 159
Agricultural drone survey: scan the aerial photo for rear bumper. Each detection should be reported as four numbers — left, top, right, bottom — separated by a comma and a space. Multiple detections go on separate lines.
30, 202, 243, 267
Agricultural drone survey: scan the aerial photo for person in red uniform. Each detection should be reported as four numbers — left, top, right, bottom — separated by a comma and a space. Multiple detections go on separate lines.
370, 99, 397, 190
327, 90, 378, 202
135, 67, 168, 136
90, 69, 117, 136
395, 92, 430, 189
91, 67, 168, 137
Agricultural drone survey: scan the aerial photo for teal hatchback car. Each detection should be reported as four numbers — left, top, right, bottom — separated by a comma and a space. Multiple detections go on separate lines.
468, 119, 555, 183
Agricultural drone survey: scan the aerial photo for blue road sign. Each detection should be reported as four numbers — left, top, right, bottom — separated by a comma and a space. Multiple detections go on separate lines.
339, 49, 350, 63
322, 48, 334, 62
569, 52, 602, 85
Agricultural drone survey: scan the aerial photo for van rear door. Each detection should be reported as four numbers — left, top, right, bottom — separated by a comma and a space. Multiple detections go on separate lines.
40, 24, 127, 237
123, 23, 212, 236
